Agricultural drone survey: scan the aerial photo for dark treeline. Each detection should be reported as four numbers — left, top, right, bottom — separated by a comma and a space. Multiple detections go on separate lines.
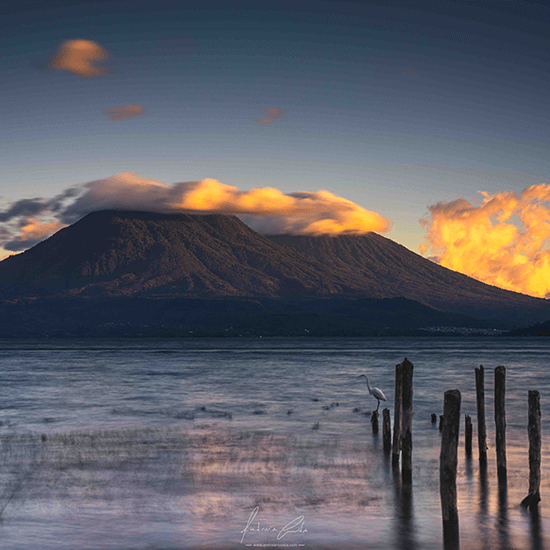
0, 296, 508, 338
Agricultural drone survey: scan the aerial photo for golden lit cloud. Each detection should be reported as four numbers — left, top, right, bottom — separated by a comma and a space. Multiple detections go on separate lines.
65, 173, 391, 236
105, 105, 145, 121
256, 107, 285, 124
421, 184, 550, 298
4, 218, 66, 252
49, 40, 109, 77
0, 173, 391, 255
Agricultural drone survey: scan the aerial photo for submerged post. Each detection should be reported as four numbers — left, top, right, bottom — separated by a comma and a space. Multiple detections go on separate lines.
371, 410, 379, 434
432, 413, 437, 424
494, 366, 507, 485
465, 415, 472, 457
440, 389, 461, 546
475, 365, 487, 466
392, 361, 404, 466
383, 408, 391, 453
521, 390, 541, 510
401, 358, 414, 485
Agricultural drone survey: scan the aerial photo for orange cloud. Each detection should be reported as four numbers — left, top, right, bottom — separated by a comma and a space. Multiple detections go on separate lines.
4, 218, 66, 252
49, 40, 109, 77
420, 184, 550, 298
256, 107, 285, 124
105, 105, 145, 121
0, 174, 391, 256
63, 173, 391, 236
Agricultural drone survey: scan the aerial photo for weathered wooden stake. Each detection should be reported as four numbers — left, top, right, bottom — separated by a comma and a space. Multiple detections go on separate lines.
383, 408, 391, 453
494, 366, 507, 485
432, 413, 437, 423
439, 415, 444, 432
371, 410, 379, 434
521, 390, 541, 510
440, 389, 461, 546
475, 365, 487, 466
401, 358, 414, 485
465, 415, 472, 457
392, 361, 404, 466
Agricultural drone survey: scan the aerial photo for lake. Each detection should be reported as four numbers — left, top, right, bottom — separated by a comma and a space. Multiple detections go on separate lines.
0, 336, 548, 549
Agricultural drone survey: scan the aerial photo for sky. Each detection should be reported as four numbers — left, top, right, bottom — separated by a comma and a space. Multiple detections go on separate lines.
1, 0, 549, 296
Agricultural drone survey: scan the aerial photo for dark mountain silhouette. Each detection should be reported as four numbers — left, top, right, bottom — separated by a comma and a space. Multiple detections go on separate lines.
0, 211, 351, 299
267, 234, 550, 325
0, 210, 548, 335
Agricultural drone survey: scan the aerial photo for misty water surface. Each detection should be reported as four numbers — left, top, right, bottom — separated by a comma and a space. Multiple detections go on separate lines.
0, 336, 548, 549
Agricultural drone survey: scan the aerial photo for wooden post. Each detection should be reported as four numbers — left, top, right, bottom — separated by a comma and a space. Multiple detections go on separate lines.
432, 413, 437, 423
475, 365, 487, 466
465, 415, 472, 457
401, 358, 414, 485
383, 408, 391, 453
494, 366, 507, 485
371, 410, 379, 434
392, 361, 404, 467
439, 415, 444, 432
521, 390, 541, 510
440, 389, 461, 546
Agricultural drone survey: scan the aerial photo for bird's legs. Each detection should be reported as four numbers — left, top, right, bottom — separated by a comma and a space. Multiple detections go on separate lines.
376, 399, 380, 412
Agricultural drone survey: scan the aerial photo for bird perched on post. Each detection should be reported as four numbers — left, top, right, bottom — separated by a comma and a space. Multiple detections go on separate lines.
357, 374, 387, 411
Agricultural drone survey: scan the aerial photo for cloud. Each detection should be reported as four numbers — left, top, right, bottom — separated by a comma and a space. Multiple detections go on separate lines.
256, 107, 285, 124
0, 198, 49, 222
0, 173, 391, 255
3, 218, 65, 252
420, 184, 550, 298
49, 40, 109, 77
62, 173, 391, 235
0, 188, 81, 223
105, 105, 145, 121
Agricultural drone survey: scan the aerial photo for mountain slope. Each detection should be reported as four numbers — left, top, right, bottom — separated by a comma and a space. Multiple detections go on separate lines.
0, 211, 351, 298
0, 210, 549, 328
267, 233, 550, 324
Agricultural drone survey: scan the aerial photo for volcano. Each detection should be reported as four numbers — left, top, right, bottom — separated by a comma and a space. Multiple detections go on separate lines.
0, 210, 549, 334
0, 210, 350, 299
266, 233, 550, 324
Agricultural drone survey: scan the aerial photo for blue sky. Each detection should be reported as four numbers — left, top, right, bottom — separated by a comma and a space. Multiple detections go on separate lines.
1, 0, 549, 253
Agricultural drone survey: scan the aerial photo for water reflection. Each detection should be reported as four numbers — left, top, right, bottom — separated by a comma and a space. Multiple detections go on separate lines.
372, 429, 380, 451
497, 478, 511, 550
528, 507, 543, 550
464, 454, 473, 486
477, 463, 489, 548
392, 461, 418, 550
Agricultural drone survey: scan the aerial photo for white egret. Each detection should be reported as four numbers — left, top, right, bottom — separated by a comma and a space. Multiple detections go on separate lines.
357, 374, 387, 411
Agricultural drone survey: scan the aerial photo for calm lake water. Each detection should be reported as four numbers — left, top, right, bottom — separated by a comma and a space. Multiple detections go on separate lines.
0, 336, 549, 549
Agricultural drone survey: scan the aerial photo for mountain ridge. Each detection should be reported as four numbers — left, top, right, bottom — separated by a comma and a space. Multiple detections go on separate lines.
0, 211, 353, 299
266, 233, 549, 323
0, 210, 548, 331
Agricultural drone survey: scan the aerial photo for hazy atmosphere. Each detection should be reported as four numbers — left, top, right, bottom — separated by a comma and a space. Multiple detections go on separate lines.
1, 0, 549, 297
